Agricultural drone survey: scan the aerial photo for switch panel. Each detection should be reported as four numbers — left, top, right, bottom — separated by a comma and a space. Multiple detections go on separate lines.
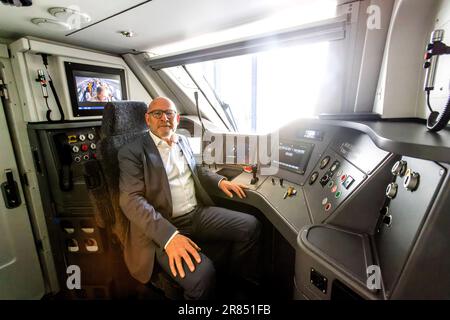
304, 149, 366, 223
62, 128, 99, 164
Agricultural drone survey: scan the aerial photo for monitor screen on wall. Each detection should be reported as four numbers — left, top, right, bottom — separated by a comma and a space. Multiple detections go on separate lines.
65, 62, 128, 117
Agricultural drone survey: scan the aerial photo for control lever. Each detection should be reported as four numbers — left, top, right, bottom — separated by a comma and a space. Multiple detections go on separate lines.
250, 164, 259, 185
283, 186, 297, 199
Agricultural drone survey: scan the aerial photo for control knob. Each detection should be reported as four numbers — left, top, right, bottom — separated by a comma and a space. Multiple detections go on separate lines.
404, 172, 420, 191
382, 214, 393, 227
320, 156, 330, 169
391, 160, 407, 176
386, 182, 398, 199
309, 171, 319, 185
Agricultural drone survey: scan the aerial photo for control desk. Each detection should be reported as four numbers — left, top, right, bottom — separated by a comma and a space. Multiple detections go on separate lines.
201, 119, 450, 300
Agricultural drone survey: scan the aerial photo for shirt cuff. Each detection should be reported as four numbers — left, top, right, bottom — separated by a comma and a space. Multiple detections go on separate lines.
164, 230, 179, 250
218, 177, 227, 188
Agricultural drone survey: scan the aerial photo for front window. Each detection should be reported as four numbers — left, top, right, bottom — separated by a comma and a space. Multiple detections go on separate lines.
183, 40, 330, 133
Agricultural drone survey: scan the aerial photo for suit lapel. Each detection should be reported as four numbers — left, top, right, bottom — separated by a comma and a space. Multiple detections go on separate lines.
178, 135, 214, 206
178, 136, 205, 190
177, 136, 197, 174
142, 133, 173, 214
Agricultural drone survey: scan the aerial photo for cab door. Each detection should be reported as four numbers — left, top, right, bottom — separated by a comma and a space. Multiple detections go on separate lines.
0, 77, 45, 299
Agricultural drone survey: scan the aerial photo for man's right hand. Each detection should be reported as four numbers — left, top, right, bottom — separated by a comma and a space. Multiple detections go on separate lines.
165, 234, 202, 278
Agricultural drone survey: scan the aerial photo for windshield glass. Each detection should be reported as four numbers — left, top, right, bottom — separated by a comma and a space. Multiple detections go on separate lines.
184, 40, 330, 133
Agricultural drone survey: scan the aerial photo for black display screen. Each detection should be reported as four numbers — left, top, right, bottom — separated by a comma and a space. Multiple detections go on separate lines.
65, 62, 128, 117
297, 128, 324, 141
272, 140, 314, 175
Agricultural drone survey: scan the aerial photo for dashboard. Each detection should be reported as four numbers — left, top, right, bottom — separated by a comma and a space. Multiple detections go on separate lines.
199, 118, 450, 300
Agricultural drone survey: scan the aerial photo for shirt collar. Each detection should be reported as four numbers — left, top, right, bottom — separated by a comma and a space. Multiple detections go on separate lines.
149, 130, 179, 147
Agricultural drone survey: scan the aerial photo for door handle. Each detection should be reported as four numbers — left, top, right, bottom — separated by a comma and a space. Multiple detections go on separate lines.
1, 169, 21, 209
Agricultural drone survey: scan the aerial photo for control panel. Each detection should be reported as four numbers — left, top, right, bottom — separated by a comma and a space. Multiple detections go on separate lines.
375, 156, 446, 297
257, 176, 312, 234
65, 129, 98, 163
304, 149, 366, 223
41, 126, 101, 214
28, 122, 110, 298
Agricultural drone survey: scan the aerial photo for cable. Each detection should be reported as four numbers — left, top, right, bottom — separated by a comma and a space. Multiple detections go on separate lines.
44, 97, 50, 111
194, 91, 206, 165
426, 90, 434, 113
427, 93, 450, 132
194, 91, 206, 135
41, 54, 65, 122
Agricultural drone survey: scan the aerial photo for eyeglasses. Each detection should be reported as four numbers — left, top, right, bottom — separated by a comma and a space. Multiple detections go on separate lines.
147, 110, 177, 119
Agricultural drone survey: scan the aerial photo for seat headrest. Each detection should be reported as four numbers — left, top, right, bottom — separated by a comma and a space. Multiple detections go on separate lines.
102, 101, 148, 136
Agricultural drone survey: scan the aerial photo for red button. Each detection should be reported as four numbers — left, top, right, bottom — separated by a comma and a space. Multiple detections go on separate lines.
325, 203, 332, 211
81, 144, 89, 152
340, 174, 347, 182
92, 153, 97, 159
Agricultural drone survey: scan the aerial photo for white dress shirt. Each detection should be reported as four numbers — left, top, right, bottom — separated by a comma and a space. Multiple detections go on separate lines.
150, 130, 198, 217
149, 130, 197, 248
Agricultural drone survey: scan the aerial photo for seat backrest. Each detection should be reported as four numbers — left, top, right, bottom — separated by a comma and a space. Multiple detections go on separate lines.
85, 101, 148, 246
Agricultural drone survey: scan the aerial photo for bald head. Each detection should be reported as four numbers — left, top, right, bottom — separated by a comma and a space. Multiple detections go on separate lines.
147, 97, 177, 113
145, 96, 180, 140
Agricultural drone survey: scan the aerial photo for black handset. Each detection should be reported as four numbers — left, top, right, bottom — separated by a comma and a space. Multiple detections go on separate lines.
423, 29, 450, 132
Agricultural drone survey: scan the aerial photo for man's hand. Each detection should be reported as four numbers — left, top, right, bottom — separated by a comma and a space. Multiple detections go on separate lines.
219, 180, 248, 199
165, 234, 201, 278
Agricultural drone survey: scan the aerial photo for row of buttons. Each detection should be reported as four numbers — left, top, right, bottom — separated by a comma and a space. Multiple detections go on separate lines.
66, 238, 99, 252
68, 133, 95, 144
312, 155, 357, 213
72, 143, 96, 153
74, 153, 96, 163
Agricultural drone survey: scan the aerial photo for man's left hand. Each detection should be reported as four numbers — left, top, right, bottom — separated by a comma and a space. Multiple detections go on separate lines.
219, 180, 248, 199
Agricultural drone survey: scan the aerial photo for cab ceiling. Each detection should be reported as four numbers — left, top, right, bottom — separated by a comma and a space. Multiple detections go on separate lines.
0, 0, 335, 54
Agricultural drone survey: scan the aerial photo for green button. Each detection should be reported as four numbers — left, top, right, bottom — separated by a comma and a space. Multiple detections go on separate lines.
335, 191, 342, 198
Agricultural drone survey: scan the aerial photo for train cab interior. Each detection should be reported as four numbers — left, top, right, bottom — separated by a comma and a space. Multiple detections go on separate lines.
0, 0, 449, 300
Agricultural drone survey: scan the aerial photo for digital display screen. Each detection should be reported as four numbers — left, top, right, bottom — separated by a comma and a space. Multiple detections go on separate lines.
272, 140, 314, 175
75, 75, 122, 103
65, 62, 127, 117
303, 129, 323, 141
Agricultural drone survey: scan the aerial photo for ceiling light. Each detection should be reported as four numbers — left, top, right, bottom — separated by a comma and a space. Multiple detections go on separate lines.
119, 30, 135, 38
48, 7, 91, 23
31, 18, 71, 31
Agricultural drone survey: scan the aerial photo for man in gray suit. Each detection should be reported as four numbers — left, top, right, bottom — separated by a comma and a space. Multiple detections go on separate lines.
118, 97, 261, 299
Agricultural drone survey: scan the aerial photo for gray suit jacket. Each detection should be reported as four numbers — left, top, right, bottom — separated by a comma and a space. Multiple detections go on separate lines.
118, 132, 224, 283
